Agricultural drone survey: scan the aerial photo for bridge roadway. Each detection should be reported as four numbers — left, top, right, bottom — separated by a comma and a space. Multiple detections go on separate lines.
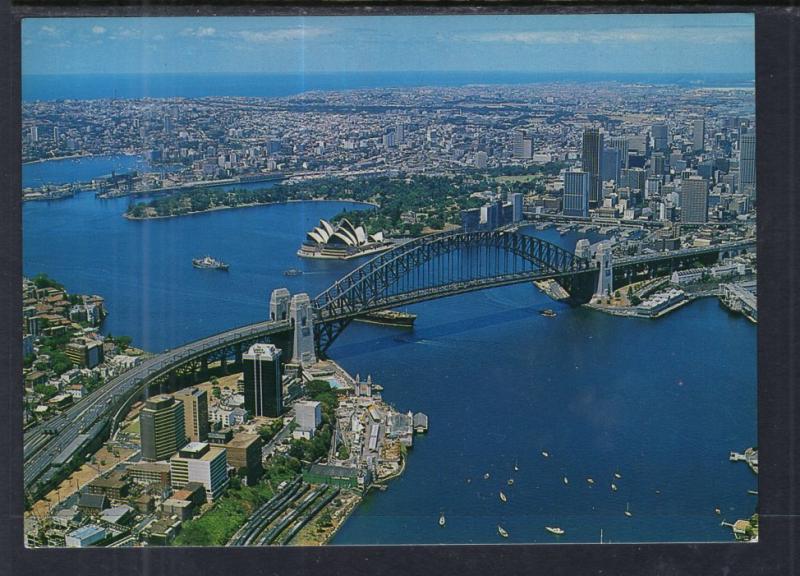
615, 238, 755, 267
23, 319, 291, 492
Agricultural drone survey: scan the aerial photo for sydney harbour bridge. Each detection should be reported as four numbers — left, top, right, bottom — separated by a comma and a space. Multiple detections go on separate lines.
22, 226, 754, 498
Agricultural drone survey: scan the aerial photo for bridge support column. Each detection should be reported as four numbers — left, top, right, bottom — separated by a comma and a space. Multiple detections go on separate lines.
235, 343, 243, 368
593, 241, 613, 300
221, 355, 228, 375
270, 288, 291, 321
290, 293, 317, 367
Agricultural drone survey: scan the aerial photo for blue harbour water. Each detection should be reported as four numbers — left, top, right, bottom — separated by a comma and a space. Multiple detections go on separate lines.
22, 177, 757, 545
22, 154, 163, 188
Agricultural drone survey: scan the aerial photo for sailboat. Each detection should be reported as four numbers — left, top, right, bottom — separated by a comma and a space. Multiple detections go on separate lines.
439, 513, 446, 527
563, 476, 569, 485
514, 460, 519, 472
611, 483, 618, 491
624, 502, 632, 517
499, 491, 507, 503
614, 472, 622, 479
498, 525, 509, 538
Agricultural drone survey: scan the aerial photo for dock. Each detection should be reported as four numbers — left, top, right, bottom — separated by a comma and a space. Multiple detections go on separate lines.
730, 447, 758, 474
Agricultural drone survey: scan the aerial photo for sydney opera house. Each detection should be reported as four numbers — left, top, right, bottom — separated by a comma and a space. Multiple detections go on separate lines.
297, 218, 393, 259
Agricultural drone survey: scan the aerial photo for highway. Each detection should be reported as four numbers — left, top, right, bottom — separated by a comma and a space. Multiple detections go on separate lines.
24, 319, 291, 494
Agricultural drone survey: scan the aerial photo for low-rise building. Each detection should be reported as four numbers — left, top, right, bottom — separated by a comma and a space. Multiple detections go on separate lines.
127, 461, 171, 488
225, 433, 263, 485
65, 524, 106, 548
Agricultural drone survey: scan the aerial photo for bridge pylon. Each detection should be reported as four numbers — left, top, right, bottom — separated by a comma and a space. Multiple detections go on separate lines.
290, 293, 317, 366
270, 288, 291, 321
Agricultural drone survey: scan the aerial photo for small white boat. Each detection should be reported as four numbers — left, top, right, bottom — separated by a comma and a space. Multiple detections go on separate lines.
563, 476, 569, 485
611, 483, 618, 491
541, 451, 549, 458
499, 491, 507, 502
439, 513, 446, 527
483, 472, 490, 480
587, 478, 595, 485
514, 461, 519, 472
715, 508, 721, 515
498, 525, 509, 538
624, 502, 632, 517
545, 526, 565, 535
507, 479, 514, 486
614, 472, 622, 479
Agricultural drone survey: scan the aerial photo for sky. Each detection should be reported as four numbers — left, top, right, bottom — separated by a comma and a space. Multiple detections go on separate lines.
22, 14, 755, 76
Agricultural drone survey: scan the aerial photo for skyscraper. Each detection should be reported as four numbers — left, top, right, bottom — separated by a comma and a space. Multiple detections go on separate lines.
601, 147, 622, 184
510, 192, 524, 223
582, 128, 604, 206
243, 343, 283, 418
609, 136, 630, 169
680, 176, 709, 224
174, 387, 209, 443
140, 395, 187, 461
693, 119, 705, 152
651, 123, 669, 152
563, 170, 590, 218
651, 152, 666, 176
512, 129, 533, 159
739, 132, 756, 195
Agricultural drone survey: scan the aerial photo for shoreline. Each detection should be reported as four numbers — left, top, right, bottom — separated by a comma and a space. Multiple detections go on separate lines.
124, 198, 379, 221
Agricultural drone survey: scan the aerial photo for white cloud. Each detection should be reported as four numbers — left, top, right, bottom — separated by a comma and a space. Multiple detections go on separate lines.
458, 27, 752, 46
181, 26, 216, 38
91, 25, 106, 35
237, 27, 331, 43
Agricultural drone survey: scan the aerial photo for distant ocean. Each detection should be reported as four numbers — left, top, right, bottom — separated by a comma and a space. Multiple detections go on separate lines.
21, 71, 754, 102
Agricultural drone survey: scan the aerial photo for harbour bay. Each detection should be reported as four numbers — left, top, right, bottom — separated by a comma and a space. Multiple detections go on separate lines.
23, 186, 757, 544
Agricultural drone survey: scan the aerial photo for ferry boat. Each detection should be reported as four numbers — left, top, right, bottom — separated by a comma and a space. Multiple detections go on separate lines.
192, 256, 229, 271
545, 526, 565, 536
499, 491, 507, 503
439, 513, 446, 527
539, 309, 557, 318
498, 525, 509, 538
354, 309, 417, 328
283, 268, 303, 277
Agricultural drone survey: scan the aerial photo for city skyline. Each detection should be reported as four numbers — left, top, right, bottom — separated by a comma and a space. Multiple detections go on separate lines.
22, 14, 754, 76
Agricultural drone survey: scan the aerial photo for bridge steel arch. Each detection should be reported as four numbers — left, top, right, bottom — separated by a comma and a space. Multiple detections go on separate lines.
312, 229, 596, 352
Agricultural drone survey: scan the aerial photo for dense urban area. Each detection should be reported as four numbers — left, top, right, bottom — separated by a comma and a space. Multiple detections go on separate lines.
23, 80, 758, 547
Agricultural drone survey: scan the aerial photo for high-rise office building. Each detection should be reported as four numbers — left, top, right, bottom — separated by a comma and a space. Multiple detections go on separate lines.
563, 170, 590, 218
601, 147, 622, 184
651, 152, 666, 176
512, 129, 533, 159
30, 125, 38, 142
169, 442, 229, 502
395, 122, 405, 145
609, 136, 630, 169
510, 192, 524, 223
243, 343, 283, 418
680, 176, 709, 224
652, 123, 669, 152
140, 395, 187, 462
582, 128, 604, 206
174, 387, 209, 443
739, 132, 756, 195
693, 119, 705, 152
